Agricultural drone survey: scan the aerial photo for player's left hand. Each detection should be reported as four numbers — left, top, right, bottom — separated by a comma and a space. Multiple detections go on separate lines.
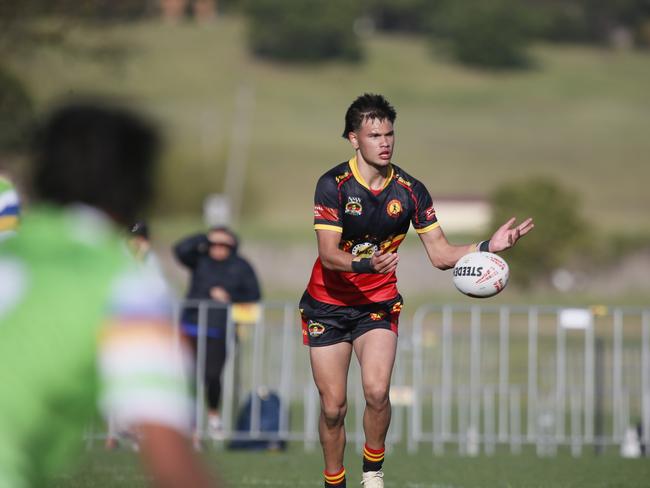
488, 217, 534, 252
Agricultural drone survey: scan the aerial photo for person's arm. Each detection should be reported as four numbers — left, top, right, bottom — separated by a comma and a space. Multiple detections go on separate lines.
99, 264, 222, 488
138, 423, 220, 488
232, 259, 261, 303
173, 233, 210, 269
317, 229, 398, 274
419, 217, 535, 270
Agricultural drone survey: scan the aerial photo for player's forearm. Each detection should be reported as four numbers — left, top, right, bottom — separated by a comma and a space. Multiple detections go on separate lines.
426, 242, 476, 270
319, 249, 356, 272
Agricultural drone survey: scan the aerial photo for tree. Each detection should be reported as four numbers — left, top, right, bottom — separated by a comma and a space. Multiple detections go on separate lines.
429, 0, 539, 69
244, 0, 363, 62
489, 177, 589, 287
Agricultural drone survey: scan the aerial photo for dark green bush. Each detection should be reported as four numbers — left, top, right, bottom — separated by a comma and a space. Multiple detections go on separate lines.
489, 177, 589, 287
0, 68, 35, 153
363, 0, 435, 33
244, 0, 363, 62
430, 0, 538, 69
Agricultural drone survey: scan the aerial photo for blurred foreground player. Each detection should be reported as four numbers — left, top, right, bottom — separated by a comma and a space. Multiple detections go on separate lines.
0, 102, 221, 488
300, 93, 534, 487
0, 173, 20, 239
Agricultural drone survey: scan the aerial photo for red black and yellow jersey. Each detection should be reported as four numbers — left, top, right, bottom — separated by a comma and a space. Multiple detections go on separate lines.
306, 156, 439, 306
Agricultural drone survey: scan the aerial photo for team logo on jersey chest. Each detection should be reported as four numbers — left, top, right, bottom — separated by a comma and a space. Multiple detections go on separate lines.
345, 196, 363, 216
386, 199, 403, 218
351, 242, 378, 258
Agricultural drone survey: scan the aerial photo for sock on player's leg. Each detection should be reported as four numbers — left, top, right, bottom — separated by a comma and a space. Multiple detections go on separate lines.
324, 466, 346, 487
362, 443, 385, 472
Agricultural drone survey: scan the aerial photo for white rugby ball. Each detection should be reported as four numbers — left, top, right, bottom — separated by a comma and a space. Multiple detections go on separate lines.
452, 252, 509, 298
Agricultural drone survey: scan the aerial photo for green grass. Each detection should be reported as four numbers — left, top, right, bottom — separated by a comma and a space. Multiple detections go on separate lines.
48, 444, 650, 487
6, 17, 650, 238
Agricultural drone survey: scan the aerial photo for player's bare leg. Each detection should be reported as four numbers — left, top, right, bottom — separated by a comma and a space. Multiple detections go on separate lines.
310, 341, 353, 482
353, 328, 397, 486
354, 328, 396, 446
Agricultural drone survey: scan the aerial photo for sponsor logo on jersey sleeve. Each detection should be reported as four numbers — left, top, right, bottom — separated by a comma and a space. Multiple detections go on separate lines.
345, 196, 363, 216
386, 199, 403, 218
425, 206, 436, 220
314, 205, 339, 222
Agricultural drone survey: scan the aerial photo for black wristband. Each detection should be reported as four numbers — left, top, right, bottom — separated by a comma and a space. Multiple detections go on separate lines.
351, 258, 375, 274
479, 240, 491, 252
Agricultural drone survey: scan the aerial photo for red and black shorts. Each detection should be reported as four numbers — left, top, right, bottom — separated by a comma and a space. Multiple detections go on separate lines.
299, 291, 403, 347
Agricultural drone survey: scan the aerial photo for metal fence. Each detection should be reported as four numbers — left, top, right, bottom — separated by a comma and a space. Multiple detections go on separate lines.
103, 300, 650, 457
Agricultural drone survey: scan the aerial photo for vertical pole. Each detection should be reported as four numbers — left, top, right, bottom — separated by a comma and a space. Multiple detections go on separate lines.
612, 308, 623, 442
498, 306, 510, 442
570, 389, 582, 457
249, 307, 265, 436
470, 306, 481, 441
221, 303, 237, 437
527, 307, 538, 442
484, 386, 495, 455
556, 310, 566, 444
408, 306, 426, 453
642, 310, 650, 456
441, 306, 453, 442
584, 311, 595, 444
510, 386, 521, 454
278, 303, 294, 439
195, 301, 208, 442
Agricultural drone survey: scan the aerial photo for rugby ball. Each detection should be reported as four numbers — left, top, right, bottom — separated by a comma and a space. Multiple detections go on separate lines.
452, 252, 509, 298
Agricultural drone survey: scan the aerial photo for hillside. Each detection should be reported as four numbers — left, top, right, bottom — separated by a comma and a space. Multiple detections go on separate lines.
7, 15, 650, 242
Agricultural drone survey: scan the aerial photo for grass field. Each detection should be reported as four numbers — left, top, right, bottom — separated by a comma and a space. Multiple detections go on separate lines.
6, 15, 650, 238
49, 444, 650, 488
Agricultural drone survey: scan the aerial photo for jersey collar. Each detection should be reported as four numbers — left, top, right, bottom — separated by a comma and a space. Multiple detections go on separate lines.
349, 156, 394, 193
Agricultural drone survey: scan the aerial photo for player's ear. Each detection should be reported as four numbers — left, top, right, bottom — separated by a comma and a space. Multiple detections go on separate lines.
348, 131, 359, 150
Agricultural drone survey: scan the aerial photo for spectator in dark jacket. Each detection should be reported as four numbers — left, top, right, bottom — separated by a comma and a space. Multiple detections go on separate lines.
173, 226, 261, 438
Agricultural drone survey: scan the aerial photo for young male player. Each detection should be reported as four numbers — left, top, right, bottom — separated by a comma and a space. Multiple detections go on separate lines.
300, 93, 534, 487
0, 102, 221, 488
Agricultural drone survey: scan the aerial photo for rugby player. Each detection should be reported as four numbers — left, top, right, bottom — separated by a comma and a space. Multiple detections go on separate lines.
0, 102, 221, 488
300, 93, 534, 487
0, 173, 20, 239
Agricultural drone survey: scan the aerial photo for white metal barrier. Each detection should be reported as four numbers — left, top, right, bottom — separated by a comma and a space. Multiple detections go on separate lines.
99, 301, 650, 457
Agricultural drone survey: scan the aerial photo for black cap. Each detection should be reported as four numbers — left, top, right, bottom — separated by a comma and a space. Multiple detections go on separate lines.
130, 221, 149, 239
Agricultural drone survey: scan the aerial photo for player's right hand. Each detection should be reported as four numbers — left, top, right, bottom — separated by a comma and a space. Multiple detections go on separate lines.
371, 250, 399, 274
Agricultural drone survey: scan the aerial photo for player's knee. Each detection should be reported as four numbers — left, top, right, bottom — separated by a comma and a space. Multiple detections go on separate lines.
321, 399, 347, 427
364, 384, 390, 410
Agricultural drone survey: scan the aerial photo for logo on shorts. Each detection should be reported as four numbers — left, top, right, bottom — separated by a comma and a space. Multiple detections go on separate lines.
386, 199, 402, 218
391, 302, 403, 313
370, 311, 386, 321
308, 321, 326, 337
345, 197, 363, 216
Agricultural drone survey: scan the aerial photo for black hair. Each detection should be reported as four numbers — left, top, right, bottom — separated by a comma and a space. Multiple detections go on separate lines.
129, 221, 149, 240
342, 93, 397, 139
32, 101, 159, 225
209, 225, 239, 252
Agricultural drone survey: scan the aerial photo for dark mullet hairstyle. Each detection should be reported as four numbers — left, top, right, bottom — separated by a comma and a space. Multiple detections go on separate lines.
342, 93, 397, 139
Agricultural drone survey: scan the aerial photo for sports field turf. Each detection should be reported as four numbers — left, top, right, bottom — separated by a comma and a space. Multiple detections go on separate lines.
49, 444, 650, 488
